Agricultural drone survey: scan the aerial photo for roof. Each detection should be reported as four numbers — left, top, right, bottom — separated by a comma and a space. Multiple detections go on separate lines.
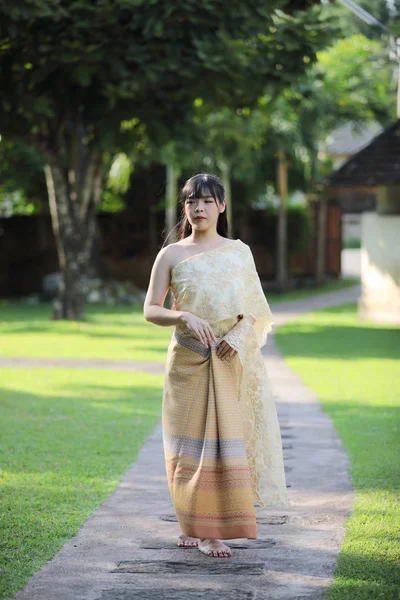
325, 119, 400, 187
323, 122, 383, 156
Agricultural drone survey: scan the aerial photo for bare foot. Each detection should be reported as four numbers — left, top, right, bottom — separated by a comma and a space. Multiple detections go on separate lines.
198, 538, 232, 558
177, 534, 199, 547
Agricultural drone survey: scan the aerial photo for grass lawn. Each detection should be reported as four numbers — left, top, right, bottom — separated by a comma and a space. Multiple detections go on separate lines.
274, 303, 400, 600
0, 368, 164, 599
265, 276, 360, 304
0, 277, 359, 361
0, 302, 172, 362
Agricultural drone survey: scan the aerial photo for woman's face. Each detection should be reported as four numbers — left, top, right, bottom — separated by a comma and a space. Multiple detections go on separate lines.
185, 196, 226, 231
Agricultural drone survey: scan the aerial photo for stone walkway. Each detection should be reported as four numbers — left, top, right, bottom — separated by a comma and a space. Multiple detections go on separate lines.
8, 283, 360, 600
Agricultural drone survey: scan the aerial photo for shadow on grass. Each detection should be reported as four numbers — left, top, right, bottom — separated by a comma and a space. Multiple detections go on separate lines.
0, 377, 164, 598
275, 309, 400, 361
1, 322, 167, 341
0, 301, 143, 324
0, 302, 172, 354
1, 383, 163, 476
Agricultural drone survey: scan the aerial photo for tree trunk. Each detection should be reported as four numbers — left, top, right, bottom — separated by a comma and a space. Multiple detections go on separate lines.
166, 163, 179, 244
145, 172, 158, 255
276, 147, 288, 292
220, 161, 233, 237
316, 192, 327, 286
397, 62, 400, 119
42, 137, 104, 320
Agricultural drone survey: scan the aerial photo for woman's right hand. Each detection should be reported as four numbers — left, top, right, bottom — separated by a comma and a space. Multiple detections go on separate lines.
179, 312, 218, 348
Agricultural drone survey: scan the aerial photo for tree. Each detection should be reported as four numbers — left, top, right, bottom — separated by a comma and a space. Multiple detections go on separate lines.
324, 0, 399, 39
0, 0, 331, 319
0, 141, 47, 216
284, 33, 396, 284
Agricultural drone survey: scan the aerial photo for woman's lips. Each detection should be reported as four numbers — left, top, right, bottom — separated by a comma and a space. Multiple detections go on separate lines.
194, 217, 206, 220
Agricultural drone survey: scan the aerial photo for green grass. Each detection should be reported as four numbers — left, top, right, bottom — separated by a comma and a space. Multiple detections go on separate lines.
0, 278, 359, 361
0, 368, 164, 599
265, 276, 360, 303
274, 303, 400, 600
0, 302, 172, 362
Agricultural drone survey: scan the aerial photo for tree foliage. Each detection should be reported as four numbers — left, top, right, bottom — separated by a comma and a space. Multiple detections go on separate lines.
0, 1, 331, 147
324, 0, 400, 39
0, 0, 333, 317
0, 141, 47, 215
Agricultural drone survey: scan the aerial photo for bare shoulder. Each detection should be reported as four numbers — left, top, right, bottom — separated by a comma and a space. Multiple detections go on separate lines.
165, 241, 192, 270
154, 242, 185, 272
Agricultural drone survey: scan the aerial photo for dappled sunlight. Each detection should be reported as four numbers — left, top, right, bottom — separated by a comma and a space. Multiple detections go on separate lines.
0, 302, 171, 362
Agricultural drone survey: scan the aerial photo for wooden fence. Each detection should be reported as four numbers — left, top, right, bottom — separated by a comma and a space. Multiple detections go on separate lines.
0, 203, 341, 296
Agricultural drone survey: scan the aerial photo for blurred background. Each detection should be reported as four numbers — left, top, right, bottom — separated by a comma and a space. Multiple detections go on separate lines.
0, 3, 399, 599
0, 0, 399, 323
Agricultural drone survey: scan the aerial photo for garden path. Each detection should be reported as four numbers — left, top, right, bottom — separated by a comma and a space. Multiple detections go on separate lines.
8, 284, 361, 600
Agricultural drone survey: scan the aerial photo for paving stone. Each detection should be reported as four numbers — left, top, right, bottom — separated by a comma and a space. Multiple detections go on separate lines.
111, 560, 266, 575
140, 538, 276, 549
160, 514, 290, 525
256, 515, 288, 525
159, 514, 178, 522
97, 588, 256, 600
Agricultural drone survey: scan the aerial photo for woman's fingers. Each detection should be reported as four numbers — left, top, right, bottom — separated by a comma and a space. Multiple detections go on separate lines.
198, 327, 213, 347
199, 324, 217, 348
192, 319, 218, 348
207, 325, 218, 347
216, 342, 237, 361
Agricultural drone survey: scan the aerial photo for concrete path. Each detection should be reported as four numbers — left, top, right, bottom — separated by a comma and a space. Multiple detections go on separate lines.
0, 356, 165, 374
8, 284, 360, 600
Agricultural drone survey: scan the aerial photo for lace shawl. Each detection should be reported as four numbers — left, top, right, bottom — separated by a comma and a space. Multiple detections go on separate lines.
170, 239, 290, 507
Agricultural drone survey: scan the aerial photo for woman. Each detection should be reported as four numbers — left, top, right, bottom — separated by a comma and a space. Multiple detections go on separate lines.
143, 173, 289, 559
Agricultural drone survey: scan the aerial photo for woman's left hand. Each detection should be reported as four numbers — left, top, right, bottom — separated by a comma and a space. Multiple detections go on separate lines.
216, 341, 237, 362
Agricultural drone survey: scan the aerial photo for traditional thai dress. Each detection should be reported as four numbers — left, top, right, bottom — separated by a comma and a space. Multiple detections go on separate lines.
162, 239, 289, 540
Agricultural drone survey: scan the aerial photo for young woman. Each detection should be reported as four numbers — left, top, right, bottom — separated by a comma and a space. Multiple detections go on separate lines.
143, 173, 289, 559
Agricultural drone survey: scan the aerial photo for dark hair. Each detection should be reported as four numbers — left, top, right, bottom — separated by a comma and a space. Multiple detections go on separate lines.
163, 173, 229, 246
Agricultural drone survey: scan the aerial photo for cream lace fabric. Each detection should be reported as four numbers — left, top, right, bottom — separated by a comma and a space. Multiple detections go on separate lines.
170, 239, 290, 508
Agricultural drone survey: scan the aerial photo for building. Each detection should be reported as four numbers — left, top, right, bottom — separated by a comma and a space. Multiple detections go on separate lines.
325, 119, 400, 324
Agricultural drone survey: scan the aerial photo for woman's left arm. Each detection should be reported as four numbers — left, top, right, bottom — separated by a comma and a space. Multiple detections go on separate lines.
216, 314, 255, 361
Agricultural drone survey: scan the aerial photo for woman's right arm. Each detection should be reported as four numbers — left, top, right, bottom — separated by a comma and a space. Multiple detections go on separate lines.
143, 245, 184, 327
143, 245, 218, 348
